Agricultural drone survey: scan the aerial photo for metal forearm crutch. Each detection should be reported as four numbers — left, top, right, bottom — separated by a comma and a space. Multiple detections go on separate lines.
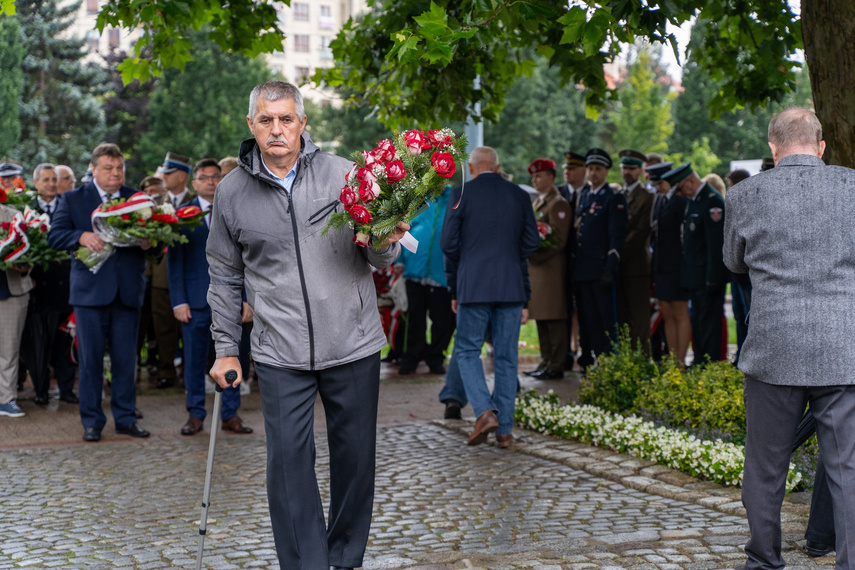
195, 369, 236, 570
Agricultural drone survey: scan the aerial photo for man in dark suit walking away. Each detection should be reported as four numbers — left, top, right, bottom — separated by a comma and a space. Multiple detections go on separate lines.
48, 143, 152, 442
441, 146, 540, 448
168, 159, 252, 436
724, 107, 855, 570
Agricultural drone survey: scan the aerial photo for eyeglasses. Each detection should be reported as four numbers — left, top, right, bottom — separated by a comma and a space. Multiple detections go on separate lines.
195, 174, 222, 183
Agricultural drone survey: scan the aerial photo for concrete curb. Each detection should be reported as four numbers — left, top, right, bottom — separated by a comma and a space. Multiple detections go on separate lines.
433, 419, 811, 526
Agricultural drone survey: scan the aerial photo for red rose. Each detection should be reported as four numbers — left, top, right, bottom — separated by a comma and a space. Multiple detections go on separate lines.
536, 221, 550, 239
385, 160, 407, 184
431, 151, 456, 178
121, 214, 130, 221
348, 204, 373, 225
356, 166, 376, 184
136, 219, 147, 227
403, 129, 431, 156
352, 232, 370, 248
372, 139, 396, 163
39, 224, 49, 232
152, 213, 179, 224
340, 186, 358, 207
426, 129, 453, 148
176, 205, 202, 218
0, 221, 10, 230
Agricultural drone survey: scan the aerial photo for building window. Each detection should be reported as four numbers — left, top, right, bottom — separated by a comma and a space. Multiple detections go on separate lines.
293, 2, 309, 21
108, 28, 120, 49
319, 5, 334, 30
295, 66, 311, 83
320, 37, 333, 60
87, 0, 98, 15
294, 34, 310, 53
87, 30, 100, 51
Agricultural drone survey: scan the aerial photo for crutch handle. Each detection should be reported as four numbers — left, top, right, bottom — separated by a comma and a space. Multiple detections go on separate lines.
215, 369, 237, 393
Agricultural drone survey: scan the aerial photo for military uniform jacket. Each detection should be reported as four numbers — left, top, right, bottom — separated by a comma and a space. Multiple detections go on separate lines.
680, 182, 727, 290
528, 187, 571, 320
620, 181, 654, 277
574, 183, 628, 282
651, 191, 689, 276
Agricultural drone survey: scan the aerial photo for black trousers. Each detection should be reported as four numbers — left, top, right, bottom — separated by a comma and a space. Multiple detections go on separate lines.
689, 287, 725, 365
255, 353, 380, 569
806, 455, 835, 546
400, 280, 455, 369
576, 280, 617, 364
20, 304, 75, 397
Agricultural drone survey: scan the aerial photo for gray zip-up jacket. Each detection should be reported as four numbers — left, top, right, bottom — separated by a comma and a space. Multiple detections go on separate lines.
207, 133, 400, 371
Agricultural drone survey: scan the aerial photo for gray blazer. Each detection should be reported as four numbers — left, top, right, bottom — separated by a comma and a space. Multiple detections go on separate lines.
724, 153, 855, 386
1, 204, 34, 296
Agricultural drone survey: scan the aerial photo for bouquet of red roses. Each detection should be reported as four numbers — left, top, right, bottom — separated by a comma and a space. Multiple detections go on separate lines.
323, 128, 467, 248
0, 207, 70, 270
0, 177, 36, 210
535, 210, 556, 250
75, 192, 205, 273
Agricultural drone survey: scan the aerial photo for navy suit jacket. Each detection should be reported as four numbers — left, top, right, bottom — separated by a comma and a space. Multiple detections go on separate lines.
47, 182, 147, 308
167, 197, 210, 310
440, 172, 540, 304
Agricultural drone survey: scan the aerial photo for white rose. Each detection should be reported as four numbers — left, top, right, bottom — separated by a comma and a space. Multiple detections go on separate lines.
138, 207, 153, 220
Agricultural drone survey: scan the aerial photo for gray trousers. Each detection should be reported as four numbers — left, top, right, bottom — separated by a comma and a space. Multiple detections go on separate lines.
742, 375, 855, 570
0, 294, 28, 404
255, 353, 380, 570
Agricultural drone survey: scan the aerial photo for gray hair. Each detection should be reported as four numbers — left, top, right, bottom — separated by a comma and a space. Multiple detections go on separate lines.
469, 146, 499, 171
248, 81, 305, 121
33, 162, 56, 181
768, 108, 823, 150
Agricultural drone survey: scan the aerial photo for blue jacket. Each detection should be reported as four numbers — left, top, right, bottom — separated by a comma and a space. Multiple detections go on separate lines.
167, 197, 210, 310
440, 172, 539, 304
399, 187, 450, 287
47, 182, 146, 308
574, 184, 628, 282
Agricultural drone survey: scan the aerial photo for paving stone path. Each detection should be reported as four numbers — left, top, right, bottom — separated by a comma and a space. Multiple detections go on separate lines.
0, 422, 833, 569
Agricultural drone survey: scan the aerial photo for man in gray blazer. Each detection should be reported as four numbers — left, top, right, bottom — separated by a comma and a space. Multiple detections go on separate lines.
724, 107, 855, 570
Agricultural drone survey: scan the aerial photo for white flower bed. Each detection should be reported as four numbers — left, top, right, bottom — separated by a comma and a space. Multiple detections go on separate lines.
515, 391, 803, 491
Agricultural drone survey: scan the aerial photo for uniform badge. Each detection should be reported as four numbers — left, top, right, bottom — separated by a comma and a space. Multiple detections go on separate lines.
557, 211, 566, 219
689, 222, 696, 232
617, 204, 625, 209
709, 207, 723, 222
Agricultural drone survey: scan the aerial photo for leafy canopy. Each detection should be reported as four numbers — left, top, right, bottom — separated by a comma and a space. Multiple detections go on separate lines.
316, 0, 802, 129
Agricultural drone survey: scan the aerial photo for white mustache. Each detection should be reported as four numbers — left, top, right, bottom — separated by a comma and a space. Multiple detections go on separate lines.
267, 135, 288, 146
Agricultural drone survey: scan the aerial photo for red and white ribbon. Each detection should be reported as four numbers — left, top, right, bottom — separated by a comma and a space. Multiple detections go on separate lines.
0, 208, 46, 263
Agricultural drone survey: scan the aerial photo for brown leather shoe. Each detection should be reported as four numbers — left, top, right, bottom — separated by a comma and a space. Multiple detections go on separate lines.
181, 416, 203, 436
496, 434, 513, 448
222, 416, 253, 434
467, 410, 499, 446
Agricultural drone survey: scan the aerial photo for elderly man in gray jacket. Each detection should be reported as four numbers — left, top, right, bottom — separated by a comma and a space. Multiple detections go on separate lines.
207, 81, 407, 570
724, 107, 855, 570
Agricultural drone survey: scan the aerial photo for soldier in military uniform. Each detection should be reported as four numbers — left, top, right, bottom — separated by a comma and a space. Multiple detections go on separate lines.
574, 149, 628, 367
662, 162, 728, 365
557, 151, 588, 371
616, 149, 654, 354
526, 159, 572, 380
647, 162, 692, 366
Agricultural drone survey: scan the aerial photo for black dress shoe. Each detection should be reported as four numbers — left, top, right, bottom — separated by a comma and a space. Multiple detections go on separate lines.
34, 394, 50, 406
804, 539, 834, 557
83, 427, 102, 442
523, 364, 545, 377
156, 377, 174, 389
59, 392, 79, 404
428, 363, 446, 374
532, 368, 564, 380
443, 399, 462, 420
116, 423, 150, 438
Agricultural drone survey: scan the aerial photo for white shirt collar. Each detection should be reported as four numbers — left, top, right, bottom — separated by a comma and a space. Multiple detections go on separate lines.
37, 196, 56, 210
93, 179, 118, 201
197, 195, 212, 211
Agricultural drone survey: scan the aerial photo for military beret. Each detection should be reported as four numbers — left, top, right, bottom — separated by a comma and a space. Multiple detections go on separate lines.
161, 151, 193, 174
659, 161, 694, 186
618, 149, 647, 168
585, 148, 612, 169
0, 158, 23, 178
644, 161, 674, 183
563, 151, 586, 169
527, 158, 556, 175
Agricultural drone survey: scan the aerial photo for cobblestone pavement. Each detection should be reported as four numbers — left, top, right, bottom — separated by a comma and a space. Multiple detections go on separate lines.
0, 419, 834, 570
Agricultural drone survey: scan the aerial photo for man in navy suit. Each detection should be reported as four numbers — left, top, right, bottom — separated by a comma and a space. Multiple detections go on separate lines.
48, 143, 152, 442
168, 159, 252, 436
441, 146, 540, 448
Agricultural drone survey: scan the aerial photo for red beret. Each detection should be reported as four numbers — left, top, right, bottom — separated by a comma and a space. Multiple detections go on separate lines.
527, 158, 556, 175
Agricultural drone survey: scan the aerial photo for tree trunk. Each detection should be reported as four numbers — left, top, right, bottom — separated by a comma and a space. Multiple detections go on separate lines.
802, 0, 855, 167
